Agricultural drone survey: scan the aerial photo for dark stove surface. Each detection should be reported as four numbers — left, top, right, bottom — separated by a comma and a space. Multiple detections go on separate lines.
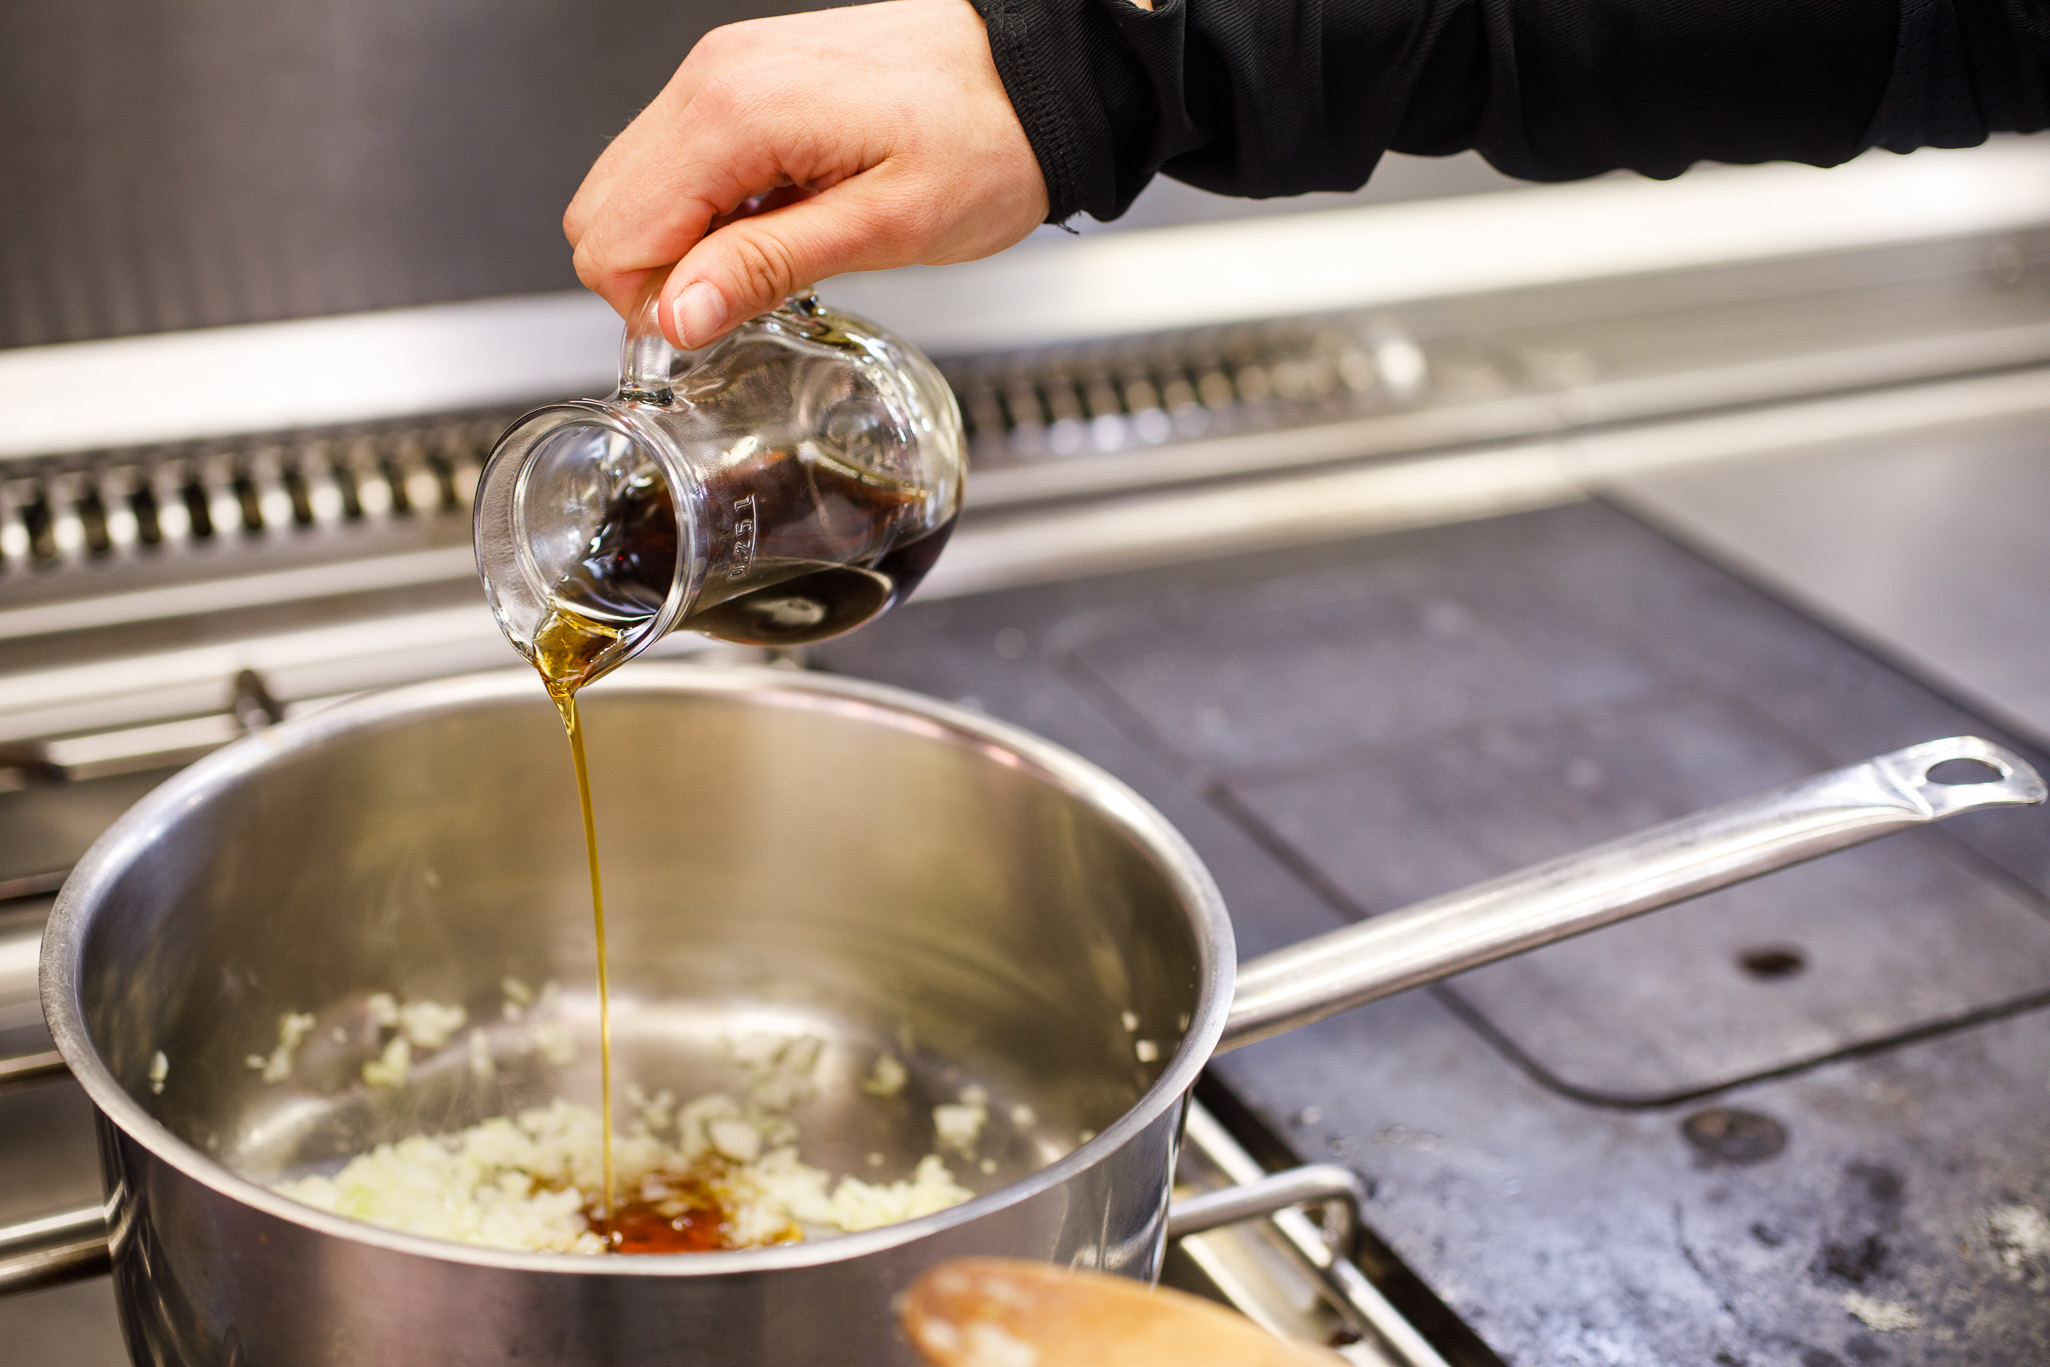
819, 499, 2050, 1366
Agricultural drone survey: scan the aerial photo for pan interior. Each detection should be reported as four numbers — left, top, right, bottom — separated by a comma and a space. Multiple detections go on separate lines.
71, 675, 1208, 1233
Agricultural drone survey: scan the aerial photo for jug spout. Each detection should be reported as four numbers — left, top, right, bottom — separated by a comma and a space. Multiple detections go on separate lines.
472, 402, 696, 689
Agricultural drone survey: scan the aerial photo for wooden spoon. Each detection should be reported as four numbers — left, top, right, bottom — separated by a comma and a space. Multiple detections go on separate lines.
900, 1257, 1348, 1366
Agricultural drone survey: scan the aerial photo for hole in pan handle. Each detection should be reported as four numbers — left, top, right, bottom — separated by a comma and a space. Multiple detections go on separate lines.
1925, 756, 2005, 786
1222, 735, 2047, 1051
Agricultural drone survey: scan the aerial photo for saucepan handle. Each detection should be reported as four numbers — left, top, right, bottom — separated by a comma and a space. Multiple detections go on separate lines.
1166, 1163, 1365, 1260
0, 1049, 64, 1086
0, 912, 63, 1087
0, 1204, 111, 1296
1221, 735, 2047, 1051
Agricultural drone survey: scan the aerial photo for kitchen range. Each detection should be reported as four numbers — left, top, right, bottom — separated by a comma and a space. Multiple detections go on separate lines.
3, 93, 2050, 1366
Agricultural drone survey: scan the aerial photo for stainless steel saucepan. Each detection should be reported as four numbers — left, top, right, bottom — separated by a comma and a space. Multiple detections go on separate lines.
2, 665, 2039, 1365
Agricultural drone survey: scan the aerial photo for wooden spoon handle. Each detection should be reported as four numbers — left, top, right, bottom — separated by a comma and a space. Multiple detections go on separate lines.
901, 1258, 1347, 1367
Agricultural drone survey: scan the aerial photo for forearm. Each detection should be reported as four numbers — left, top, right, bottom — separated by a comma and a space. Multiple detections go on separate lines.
973, 0, 2050, 224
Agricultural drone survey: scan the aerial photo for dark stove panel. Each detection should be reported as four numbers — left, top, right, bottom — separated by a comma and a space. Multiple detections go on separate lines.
1220, 960, 2050, 1365
1063, 563, 2050, 1102
1416, 824, 2042, 1103
818, 497, 2050, 1365
1061, 559, 1667, 776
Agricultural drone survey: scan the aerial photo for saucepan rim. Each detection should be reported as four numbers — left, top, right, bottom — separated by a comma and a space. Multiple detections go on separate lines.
40, 664, 1235, 1277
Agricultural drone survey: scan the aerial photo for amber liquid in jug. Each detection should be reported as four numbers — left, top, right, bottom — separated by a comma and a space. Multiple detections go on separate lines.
557, 442, 957, 650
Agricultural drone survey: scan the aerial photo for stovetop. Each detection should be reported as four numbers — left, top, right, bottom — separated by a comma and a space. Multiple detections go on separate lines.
4, 144, 2049, 1365
11, 493, 2050, 1365
816, 497, 2050, 1366
7, 493, 2050, 1365
9, 466, 2050, 1366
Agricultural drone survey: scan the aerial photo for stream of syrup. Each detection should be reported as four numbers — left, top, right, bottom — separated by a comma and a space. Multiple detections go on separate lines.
517, 451, 957, 1250
529, 607, 623, 1233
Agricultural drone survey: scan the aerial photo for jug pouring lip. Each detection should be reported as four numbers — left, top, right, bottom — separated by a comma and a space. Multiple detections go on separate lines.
472, 398, 710, 687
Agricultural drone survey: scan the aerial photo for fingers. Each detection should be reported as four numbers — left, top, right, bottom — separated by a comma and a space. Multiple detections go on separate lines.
562, 0, 1051, 340
564, 91, 679, 258
566, 125, 739, 315
658, 175, 919, 348
571, 74, 873, 319
563, 22, 764, 250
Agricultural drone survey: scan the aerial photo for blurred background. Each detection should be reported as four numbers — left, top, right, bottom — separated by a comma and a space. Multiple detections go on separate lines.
0, 0, 1517, 349
5, 4, 2050, 1366
1, 0, 749, 345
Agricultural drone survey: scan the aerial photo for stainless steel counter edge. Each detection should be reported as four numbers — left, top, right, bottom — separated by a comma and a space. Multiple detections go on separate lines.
1, 361, 2043, 766
3, 143, 2045, 461
5, 310, 2045, 649
933, 364, 2050, 599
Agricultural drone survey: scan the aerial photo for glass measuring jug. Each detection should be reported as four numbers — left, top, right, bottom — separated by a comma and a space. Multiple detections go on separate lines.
473, 286, 965, 691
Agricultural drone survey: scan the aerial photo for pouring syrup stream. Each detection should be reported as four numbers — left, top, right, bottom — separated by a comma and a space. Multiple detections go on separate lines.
529, 607, 624, 1234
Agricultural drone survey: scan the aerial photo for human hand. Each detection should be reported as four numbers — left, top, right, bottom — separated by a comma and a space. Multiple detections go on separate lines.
563, 0, 1048, 350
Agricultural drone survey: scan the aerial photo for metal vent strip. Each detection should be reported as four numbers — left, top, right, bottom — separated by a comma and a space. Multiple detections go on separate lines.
0, 311, 1440, 593
2, 363, 2047, 777
941, 316, 1427, 470
0, 410, 516, 578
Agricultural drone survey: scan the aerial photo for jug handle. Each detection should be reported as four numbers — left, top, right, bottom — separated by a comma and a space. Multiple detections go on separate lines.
619, 276, 828, 406
619, 274, 685, 406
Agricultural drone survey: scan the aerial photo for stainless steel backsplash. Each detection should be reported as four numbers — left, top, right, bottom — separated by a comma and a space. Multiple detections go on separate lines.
0, 0, 820, 349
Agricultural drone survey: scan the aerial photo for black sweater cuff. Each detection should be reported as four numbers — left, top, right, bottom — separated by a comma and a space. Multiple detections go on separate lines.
970, 0, 2047, 227
970, 0, 1199, 222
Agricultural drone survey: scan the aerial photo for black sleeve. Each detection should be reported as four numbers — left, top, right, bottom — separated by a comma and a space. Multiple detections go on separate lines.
967, 0, 2050, 224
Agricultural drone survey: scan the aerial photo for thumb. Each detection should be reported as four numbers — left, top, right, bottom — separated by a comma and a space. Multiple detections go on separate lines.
658, 180, 907, 349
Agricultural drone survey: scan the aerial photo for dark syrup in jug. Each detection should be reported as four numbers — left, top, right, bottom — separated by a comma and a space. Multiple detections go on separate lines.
680, 520, 955, 646
565, 442, 957, 650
